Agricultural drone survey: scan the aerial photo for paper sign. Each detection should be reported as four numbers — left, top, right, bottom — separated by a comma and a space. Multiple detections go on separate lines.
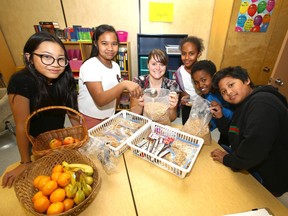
149, 2, 174, 22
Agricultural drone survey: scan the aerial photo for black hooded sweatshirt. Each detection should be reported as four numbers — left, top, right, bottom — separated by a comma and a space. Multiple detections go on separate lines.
221, 85, 288, 196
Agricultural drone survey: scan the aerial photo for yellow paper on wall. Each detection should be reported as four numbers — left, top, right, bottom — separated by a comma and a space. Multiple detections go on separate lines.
149, 2, 174, 22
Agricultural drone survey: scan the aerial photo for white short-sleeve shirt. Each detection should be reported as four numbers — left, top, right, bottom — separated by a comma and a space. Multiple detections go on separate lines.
78, 57, 121, 119
179, 65, 198, 98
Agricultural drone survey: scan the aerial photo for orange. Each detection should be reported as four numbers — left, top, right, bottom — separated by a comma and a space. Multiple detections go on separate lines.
41, 180, 58, 196
33, 175, 46, 188
52, 164, 63, 173
50, 188, 66, 203
57, 172, 71, 187
47, 202, 64, 215
63, 198, 74, 211
33, 195, 50, 213
51, 172, 62, 181
37, 176, 51, 190
32, 191, 45, 203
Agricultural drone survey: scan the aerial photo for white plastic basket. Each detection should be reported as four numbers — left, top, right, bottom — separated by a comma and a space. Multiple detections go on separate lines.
88, 110, 151, 157
165, 44, 180, 55
127, 122, 204, 178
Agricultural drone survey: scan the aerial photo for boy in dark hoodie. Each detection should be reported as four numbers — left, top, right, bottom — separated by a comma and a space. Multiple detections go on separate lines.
210, 66, 288, 197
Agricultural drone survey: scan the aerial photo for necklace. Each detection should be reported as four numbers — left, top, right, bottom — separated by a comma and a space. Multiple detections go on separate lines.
97, 56, 112, 69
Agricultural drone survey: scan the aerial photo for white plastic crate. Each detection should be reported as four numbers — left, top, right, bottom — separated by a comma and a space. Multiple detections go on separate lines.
165, 45, 180, 55
127, 122, 204, 178
88, 110, 151, 157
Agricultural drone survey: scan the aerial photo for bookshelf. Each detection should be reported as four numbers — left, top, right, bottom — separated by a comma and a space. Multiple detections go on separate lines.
64, 42, 131, 80
63, 42, 132, 110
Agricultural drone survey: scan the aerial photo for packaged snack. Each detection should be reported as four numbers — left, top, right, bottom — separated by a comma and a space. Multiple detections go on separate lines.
143, 88, 171, 125
182, 96, 212, 145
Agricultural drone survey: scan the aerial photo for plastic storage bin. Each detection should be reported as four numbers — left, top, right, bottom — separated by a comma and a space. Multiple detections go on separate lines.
69, 60, 83, 71
127, 122, 204, 178
88, 110, 151, 157
117, 31, 128, 42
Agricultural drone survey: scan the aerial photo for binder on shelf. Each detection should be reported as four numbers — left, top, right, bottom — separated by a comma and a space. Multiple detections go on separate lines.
64, 26, 93, 42
33, 25, 41, 33
39, 21, 59, 28
39, 23, 55, 35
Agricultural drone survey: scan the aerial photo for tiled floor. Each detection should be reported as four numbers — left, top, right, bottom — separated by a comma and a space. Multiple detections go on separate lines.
0, 130, 19, 176
0, 118, 287, 208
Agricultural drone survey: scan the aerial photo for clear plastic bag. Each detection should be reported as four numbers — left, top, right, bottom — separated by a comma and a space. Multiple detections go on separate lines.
182, 96, 212, 145
79, 137, 118, 175
143, 88, 171, 125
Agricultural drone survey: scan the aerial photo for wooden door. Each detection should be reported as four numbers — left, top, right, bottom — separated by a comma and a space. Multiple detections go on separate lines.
221, 0, 288, 85
269, 29, 288, 98
0, 28, 15, 85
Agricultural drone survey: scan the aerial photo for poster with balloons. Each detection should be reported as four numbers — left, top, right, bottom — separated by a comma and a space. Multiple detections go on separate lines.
235, 0, 276, 32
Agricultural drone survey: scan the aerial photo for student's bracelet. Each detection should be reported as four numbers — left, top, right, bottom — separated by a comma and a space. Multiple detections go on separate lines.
20, 161, 32, 165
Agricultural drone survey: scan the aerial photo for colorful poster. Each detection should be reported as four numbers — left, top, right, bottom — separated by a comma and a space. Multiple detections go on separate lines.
235, 0, 276, 32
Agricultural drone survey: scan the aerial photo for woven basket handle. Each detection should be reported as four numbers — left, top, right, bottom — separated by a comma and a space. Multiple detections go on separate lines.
25, 106, 87, 144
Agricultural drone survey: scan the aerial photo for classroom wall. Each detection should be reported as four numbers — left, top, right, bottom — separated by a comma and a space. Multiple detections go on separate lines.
0, 0, 214, 78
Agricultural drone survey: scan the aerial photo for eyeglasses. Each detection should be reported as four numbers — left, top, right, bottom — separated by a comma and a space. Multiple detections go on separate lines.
33, 53, 68, 67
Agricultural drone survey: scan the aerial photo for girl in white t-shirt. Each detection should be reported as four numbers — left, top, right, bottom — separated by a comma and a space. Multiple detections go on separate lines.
175, 36, 204, 124
78, 24, 142, 129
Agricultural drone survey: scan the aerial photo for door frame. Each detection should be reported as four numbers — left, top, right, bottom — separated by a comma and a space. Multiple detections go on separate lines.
269, 29, 288, 97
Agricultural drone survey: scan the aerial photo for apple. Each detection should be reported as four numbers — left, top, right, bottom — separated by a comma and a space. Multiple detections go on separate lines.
63, 136, 75, 145
49, 138, 62, 149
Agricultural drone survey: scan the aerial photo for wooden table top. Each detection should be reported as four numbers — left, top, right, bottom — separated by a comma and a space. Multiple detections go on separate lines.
124, 140, 288, 216
0, 154, 136, 216
1, 129, 287, 215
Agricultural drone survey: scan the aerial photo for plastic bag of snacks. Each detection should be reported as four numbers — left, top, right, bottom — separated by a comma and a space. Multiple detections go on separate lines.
79, 138, 118, 175
182, 96, 212, 145
143, 88, 171, 125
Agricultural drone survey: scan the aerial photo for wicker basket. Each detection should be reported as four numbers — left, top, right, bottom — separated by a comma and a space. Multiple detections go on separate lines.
14, 149, 101, 216
25, 106, 89, 156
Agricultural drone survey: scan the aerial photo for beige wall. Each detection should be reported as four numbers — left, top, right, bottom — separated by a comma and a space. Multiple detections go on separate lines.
0, 0, 214, 78
0, 0, 65, 66
140, 0, 214, 60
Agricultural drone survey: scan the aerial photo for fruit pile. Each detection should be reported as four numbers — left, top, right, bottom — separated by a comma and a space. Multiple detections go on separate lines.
49, 137, 80, 149
32, 161, 94, 215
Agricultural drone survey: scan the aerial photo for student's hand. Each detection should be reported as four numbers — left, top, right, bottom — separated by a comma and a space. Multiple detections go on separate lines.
209, 100, 223, 119
1, 164, 30, 188
137, 96, 144, 107
180, 95, 190, 105
210, 148, 228, 164
124, 81, 142, 98
169, 92, 179, 109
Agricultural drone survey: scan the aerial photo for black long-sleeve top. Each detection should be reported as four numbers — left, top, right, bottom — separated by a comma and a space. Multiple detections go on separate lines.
220, 85, 288, 196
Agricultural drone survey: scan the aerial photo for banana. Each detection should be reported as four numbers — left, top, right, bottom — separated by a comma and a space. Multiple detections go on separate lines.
73, 182, 86, 205
62, 161, 94, 176
82, 183, 92, 197
80, 173, 92, 197
65, 182, 77, 198
83, 175, 94, 185
64, 170, 77, 198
